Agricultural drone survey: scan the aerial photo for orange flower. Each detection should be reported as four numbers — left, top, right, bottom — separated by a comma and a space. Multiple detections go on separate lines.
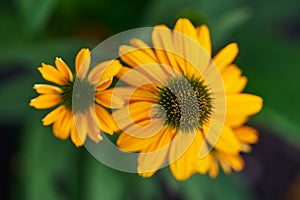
113, 18, 263, 180
30, 48, 123, 147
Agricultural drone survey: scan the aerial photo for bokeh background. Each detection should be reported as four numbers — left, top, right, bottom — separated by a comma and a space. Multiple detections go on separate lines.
1, 0, 300, 199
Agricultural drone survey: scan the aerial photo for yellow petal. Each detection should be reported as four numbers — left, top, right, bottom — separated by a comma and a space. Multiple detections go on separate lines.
169, 130, 197, 181
138, 127, 173, 177
216, 153, 232, 174
117, 134, 147, 152
119, 45, 157, 68
52, 116, 63, 139
173, 18, 198, 43
112, 101, 154, 130
113, 87, 157, 104
152, 25, 182, 73
221, 64, 247, 93
225, 76, 247, 94
173, 18, 203, 76
213, 43, 239, 72
75, 48, 90, 79
30, 94, 61, 109
117, 132, 152, 152
70, 123, 85, 147
95, 105, 118, 134
117, 126, 173, 153
135, 63, 172, 84
96, 89, 125, 109
130, 39, 158, 61
88, 60, 122, 85
86, 109, 102, 143
59, 109, 73, 139
52, 109, 71, 140
234, 126, 259, 144
225, 115, 248, 128
42, 105, 65, 126
224, 153, 244, 171
241, 144, 252, 153
55, 57, 73, 82
121, 118, 164, 139
74, 112, 88, 139
116, 66, 130, 79
226, 94, 263, 117
170, 130, 208, 180
33, 84, 62, 94
116, 67, 166, 89
208, 156, 219, 178
38, 63, 67, 85
116, 67, 157, 89
96, 78, 113, 91
209, 124, 241, 154
196, 25, 212, 56
195, 152, 212, 174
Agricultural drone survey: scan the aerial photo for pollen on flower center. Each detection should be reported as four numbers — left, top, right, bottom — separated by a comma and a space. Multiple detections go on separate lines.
156, 75, 212, 132
61, 78, 95, 113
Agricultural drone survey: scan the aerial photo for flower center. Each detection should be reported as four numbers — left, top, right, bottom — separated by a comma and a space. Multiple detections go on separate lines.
156, 75, 212, 132
61, 78, 95, 113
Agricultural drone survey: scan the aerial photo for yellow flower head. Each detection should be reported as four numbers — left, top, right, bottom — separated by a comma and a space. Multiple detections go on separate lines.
30, 48, 123, 147
113, 18, 263, 180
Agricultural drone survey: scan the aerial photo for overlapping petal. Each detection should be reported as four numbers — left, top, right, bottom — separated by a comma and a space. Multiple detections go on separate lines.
30, 94, 61, 109
38, 64, 68, 85
75, 48, 90, 79
33, 84, 62, 94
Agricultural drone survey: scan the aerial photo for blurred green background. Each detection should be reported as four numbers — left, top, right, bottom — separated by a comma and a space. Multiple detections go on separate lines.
1, 0, 300, 199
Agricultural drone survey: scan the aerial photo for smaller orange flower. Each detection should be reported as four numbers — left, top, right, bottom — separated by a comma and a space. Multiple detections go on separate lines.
30, 48, 123, 147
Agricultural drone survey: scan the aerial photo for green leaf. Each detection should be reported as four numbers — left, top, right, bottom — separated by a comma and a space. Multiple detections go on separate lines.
0, 9, 22, 42
182, 173, 252, 200
0, 75, 35, 122
253, 106, 300, 144
16, 0, 57, 36
122, 174, 160, 200
82, 156, 125, 200
81, 143, 160, 200
162, 169, 252, 200
19, 116, 80, 200
212, 7, 252, 46
141, 0, 251, 48
0, 38, 90, 68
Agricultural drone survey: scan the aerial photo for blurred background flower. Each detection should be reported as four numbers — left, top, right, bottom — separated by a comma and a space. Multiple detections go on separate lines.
1, 0, 300, 199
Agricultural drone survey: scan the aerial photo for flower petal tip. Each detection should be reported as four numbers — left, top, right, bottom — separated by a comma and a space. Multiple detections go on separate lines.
74, 142, 84, 148
98, 134, 103, 141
